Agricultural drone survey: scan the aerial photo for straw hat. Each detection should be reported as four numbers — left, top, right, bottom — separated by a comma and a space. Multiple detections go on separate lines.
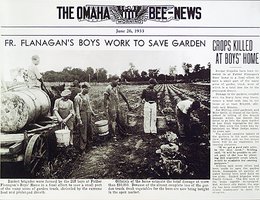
61, 89, 71, 97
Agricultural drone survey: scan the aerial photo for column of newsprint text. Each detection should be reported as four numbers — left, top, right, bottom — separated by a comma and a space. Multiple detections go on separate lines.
212, 67, 260, 193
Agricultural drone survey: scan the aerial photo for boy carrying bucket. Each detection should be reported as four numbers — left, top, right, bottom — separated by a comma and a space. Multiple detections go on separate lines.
53, 89, 75, 146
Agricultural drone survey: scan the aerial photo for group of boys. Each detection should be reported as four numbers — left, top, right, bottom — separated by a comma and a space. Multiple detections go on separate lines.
26, 55, 201, 144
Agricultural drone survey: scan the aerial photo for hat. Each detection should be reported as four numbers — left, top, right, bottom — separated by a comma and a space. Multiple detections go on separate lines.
149, 78, 158, 85
111, 75, 120, 81
82, 82, 91, 89
61, 89, 71, 97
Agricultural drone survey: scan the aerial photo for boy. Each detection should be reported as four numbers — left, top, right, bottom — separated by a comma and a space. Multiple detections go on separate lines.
175, 99, 200, 139
104, 75, 131, 140
27, 55, 43, 88
141, 78, 158, 134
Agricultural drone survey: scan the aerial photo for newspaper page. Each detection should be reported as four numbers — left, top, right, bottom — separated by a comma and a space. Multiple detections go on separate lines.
0, 0, 259, 200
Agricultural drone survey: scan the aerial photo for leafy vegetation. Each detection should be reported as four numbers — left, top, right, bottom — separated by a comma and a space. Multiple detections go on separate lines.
41, 62, 210, 83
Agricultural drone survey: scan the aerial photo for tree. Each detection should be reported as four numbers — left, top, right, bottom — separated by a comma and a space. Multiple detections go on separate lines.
158, 74, 166, 81
182, 63, 192, 76
71, 68, 86, 82
207, 62, 211, 69
85, 67, 94, 82
93, 68, 107, 82
42, 70, 59, 82
169, 65, 177, 76
120, 63, 141, 82
141, 71, 148, 78
121, 70, 131, 81
148, 69, 159, 78
43, 66, 96, 82
133, 69, 141, 79
193, 64, 201, 73
169, 65, 177, 82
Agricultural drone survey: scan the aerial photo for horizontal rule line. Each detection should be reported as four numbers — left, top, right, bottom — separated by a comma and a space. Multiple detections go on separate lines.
1, 26, 260, 29
1, 34, 259, 37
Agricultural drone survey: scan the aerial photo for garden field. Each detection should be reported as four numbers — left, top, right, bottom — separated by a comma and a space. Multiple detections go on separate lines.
47, 82, 210, 179
1, 82, 210, 179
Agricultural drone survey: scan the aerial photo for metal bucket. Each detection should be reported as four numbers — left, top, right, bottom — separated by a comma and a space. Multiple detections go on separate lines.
127, 113, 137, 127
55, 129, 70, 147
1, 88, 51, 132
95, 120, 109, 136
157, 116, 167, 129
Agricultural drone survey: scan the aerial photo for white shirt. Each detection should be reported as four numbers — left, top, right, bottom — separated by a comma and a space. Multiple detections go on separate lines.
27, 64, 42, 87
177, 100, 193, 114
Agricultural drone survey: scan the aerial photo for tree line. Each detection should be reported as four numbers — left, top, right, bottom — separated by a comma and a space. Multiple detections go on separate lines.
42, 67, 108, 82
42, 62, 210, 83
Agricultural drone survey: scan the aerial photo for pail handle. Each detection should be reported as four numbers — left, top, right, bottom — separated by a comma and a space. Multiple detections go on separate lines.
60, 123, 68, 130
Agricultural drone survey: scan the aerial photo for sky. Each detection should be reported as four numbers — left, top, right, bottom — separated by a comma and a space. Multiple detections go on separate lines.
2, 49, 212, 81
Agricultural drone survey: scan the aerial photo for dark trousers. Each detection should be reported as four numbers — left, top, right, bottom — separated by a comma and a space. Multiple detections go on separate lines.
78, 112, 92, 151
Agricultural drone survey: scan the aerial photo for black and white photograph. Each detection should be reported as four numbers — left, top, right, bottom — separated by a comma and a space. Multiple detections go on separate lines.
1, 0, 260, 199
1, 50, 210, 179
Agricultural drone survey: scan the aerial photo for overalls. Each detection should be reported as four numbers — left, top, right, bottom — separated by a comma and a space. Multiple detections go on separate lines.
56, 99, 75, 145
77, 95, 92, 150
